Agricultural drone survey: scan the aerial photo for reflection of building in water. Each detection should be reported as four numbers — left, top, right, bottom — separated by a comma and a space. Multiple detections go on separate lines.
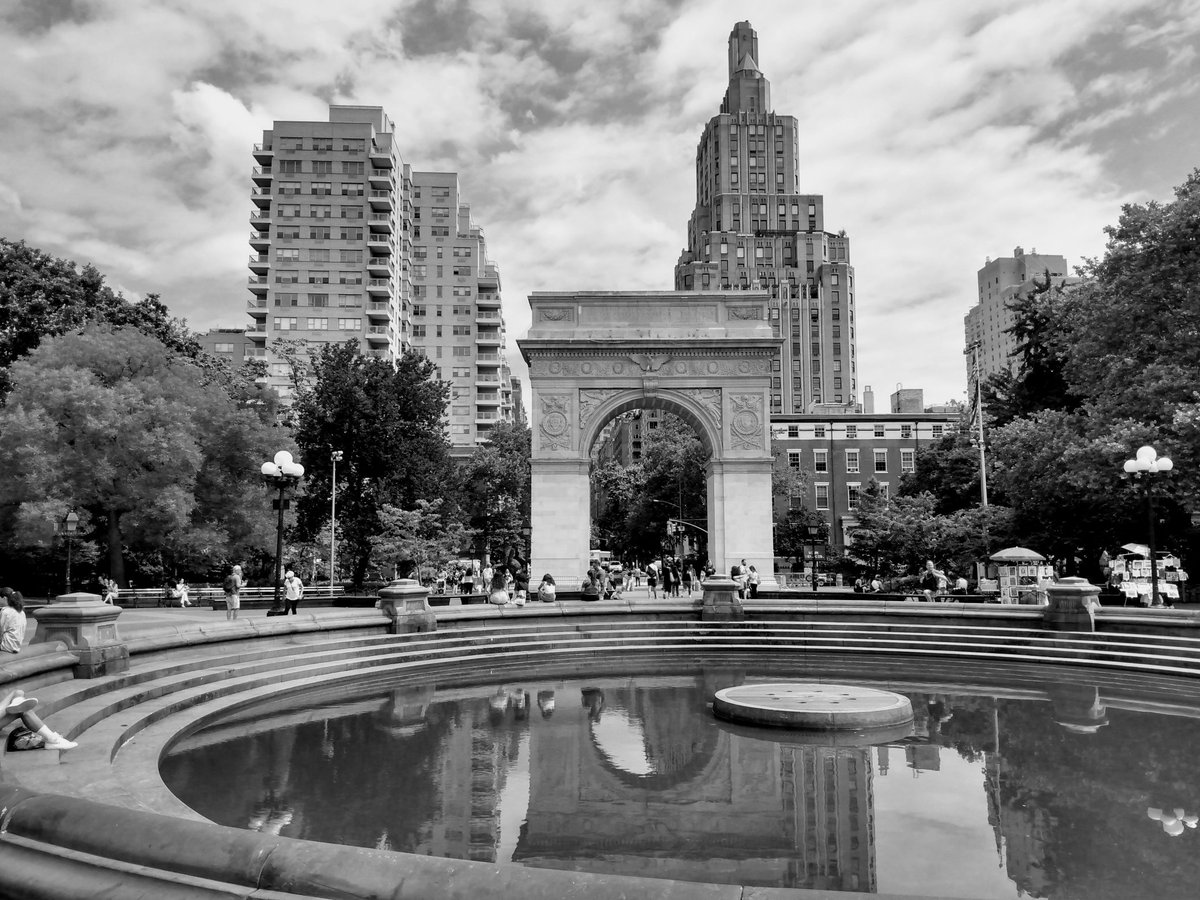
417, 688, 528, 862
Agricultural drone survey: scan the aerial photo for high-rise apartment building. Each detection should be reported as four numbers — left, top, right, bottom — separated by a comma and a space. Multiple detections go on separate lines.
248, 106, 411, 399
247, 107, 513, 446
410, 171, 513, 449
675, 21, 857, 415
964, 246, 1076, 387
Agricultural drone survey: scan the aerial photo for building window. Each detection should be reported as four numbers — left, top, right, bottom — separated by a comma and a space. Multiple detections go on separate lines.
213, 343, 234, 353
847, 482, 861, 509
305, 317, 328, 330
814, 425, 825, 438
846, 424, 857, 439
874, 450, 888, 473
787, 425, 799, 438
273, 317, 297, 331
275, 248, 299, 261
815, 483, 830, 511
813, 450, 828, 473
901, 450, 915, 473
845, 450, 859, 474
307, 293, 328, 306
900, 425, 912, 439
788, 450, 801, 470
312, 160, 333, 175
932, 424, 944, 437
337, 318, 361, 330
878, 482, 890, 500
278, 160, 301, 174
311, 182, 332, 196
874, 424, 884, 438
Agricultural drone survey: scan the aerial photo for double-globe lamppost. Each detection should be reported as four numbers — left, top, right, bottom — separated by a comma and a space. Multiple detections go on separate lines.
261, 450, 305, 615
806, 524, 821, 593
1122, 445, 1173, 608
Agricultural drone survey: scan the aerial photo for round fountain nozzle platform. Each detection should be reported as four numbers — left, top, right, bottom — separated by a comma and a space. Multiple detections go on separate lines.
712, 683, 913, 731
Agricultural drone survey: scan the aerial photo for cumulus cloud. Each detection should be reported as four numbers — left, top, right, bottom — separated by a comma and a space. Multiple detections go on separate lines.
1, 0, 1198, 406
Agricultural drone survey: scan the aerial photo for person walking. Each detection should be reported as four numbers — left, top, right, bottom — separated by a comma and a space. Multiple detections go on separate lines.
647, 562, 658, 599
682, 565, 694, 596
284, 570, 304, 614
223, 564, 243, 621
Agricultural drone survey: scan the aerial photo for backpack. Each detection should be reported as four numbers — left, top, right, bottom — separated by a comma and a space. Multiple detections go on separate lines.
223, 574, 236, 594
6, 726, 44, 752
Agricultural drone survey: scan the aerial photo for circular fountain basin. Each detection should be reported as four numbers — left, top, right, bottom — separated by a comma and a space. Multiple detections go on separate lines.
712, 682, 914, 730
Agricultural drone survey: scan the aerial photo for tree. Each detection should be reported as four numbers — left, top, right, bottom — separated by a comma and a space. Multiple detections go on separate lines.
0, 325, 279, 587
370, 500, 473, 581
292, 342, 454, 587
460, 422, 531, 563
0, 239, 256, 401
900, 428, 991, 514
773, 506, 828, 571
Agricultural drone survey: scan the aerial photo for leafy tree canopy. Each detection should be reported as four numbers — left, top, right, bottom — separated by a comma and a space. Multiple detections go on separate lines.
460, 421, 531, 563
292, 342, 453, 586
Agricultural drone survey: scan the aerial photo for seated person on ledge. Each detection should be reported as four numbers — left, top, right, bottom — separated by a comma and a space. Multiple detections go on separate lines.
1, 690, 77, 750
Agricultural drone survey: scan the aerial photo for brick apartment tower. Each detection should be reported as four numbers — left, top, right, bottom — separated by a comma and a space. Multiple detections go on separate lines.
675, 22, 858, 415
247, 106, 513, 447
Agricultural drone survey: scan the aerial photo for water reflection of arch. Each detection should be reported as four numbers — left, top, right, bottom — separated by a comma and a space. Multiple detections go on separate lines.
578, 389, 720, 459
581, 680, 723, 794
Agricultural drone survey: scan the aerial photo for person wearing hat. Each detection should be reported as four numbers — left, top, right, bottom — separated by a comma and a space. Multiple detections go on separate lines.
284, 569, 304, 615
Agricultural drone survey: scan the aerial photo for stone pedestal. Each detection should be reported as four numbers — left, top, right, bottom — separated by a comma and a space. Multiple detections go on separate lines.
378, 579, 436, 634
32, 592, 129, 678
1043, 577, 1100, 632
700, 575, 744, 622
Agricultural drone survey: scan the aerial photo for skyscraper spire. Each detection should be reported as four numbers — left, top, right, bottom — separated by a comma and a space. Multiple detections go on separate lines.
722, 21, 770, 116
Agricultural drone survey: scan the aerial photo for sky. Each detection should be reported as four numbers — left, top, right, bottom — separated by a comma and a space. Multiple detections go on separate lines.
2, 0, 1199, 409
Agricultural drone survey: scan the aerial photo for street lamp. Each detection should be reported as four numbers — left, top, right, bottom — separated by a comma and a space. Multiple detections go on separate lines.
1123, 445, 1173, 607
261, 450, 305, 615
806, 524, 821, 593
60, 511, 79, 594
330, 450, 343, 589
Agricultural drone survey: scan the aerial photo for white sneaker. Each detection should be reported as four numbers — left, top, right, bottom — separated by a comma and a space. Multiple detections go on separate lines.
43, 734, 78, 751
6, 697, 37, 715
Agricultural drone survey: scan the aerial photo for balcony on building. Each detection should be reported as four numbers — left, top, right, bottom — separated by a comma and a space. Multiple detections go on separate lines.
475, 352, 502, 366
367, 233, 391, 251
478, 264, 499, 288
364, 348, 388, 359
251, 166, 273, 185
367, 256, 391, 276
368, 212, 393, 232
246, 323, 267, 340
366, 278, 391, 295
369, 144, 392, 167
249, 231, 271, 250
368, 189, 393, 211
369, 168, 392, 188
248, 276, 269, 294
475, 412, 501, 425
475, 309, 501, 325
247, 297, 268, 316
366, 325, 389, 343
475, 329, 504, 347
248, 254, 270, 274
476, 392, 502, 407
249, 211, 272, 229
252, 142, 274, 161
476, 291, 501, 308
250, 186, 272, 209
366, 301, 390, 319
475, 372, 501, 388
244, 347, 267, 359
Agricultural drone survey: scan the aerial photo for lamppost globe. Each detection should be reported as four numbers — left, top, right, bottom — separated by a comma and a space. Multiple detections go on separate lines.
261, 451, 305, 614
1122, 445, 1176, 608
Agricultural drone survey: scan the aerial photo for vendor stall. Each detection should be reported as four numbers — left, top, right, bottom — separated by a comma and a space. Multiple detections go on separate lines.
988, 547, 1055, 605
1108, 543, 1187, 607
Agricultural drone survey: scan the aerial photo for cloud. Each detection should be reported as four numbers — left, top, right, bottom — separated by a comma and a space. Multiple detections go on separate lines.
0, 0, 1198, 410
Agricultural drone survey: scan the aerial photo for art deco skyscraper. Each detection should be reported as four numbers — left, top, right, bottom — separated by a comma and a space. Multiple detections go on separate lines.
675, 22, 858, 415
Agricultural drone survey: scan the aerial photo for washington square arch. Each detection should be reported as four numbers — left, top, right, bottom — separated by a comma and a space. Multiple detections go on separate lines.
518, 291, 780, 587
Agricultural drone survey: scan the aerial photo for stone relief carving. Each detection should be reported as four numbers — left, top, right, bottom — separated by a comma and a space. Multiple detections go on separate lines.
678, 388, 722, 427
728, 307, 762, 320
729, 393, 764, 450
578, 388, 623, 429
538, 394, 571, 451
628, 353, 671, 373
540, 307, 573, 321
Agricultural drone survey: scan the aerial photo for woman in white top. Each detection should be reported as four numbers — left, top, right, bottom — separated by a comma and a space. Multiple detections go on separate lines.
1, 589, 26, 654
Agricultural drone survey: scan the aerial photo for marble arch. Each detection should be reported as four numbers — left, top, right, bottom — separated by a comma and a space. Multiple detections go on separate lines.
518, 291, 780, 586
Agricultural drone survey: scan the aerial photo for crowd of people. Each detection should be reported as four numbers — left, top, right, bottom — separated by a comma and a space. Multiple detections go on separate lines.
0, 588, 77, 751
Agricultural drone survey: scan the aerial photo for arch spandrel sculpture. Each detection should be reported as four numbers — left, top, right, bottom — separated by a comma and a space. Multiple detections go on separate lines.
518, 292, 781, 588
